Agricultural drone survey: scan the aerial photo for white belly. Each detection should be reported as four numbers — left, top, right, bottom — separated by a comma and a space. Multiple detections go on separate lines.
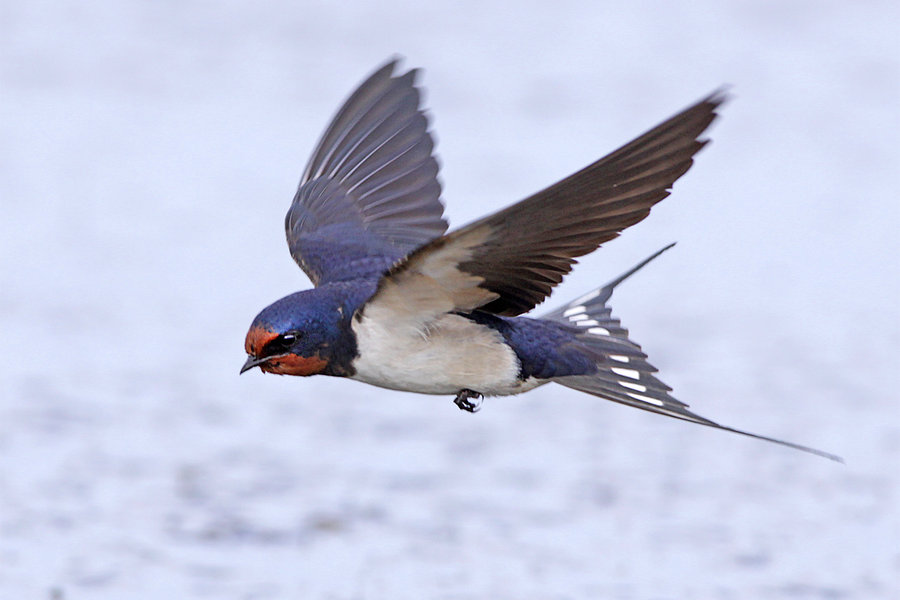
350, 312, 541, 396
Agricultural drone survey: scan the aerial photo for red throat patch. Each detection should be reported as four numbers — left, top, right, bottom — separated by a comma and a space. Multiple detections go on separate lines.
261, 354, 328, 376
245, 325, 327, 376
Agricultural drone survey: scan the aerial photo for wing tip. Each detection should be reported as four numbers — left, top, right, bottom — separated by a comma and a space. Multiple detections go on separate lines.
705, 84, 733, 107
375, 55, 423, 86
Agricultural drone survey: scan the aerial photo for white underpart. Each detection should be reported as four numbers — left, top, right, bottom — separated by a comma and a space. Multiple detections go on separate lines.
350, 229, 550, 397
351, 312, 543, 396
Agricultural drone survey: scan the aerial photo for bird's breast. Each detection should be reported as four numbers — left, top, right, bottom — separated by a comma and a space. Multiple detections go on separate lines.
350, 313, 536, 396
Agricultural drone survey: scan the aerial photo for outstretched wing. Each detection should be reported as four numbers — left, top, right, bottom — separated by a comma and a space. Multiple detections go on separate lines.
364, 91, 726, 325
285, 59, 448, 286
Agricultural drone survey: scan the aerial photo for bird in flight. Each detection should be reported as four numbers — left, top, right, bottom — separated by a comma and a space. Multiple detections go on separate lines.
241, 59, 840, 462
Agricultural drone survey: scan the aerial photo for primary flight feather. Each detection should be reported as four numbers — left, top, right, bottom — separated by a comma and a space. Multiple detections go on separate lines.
242, 59, 840, 462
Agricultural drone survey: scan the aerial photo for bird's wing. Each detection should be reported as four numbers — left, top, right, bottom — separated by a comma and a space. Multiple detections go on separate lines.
362, 91, 726, 327
285, 59, 448, 286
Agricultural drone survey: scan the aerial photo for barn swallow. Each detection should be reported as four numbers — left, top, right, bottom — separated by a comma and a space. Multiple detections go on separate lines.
242, 60, 839, 461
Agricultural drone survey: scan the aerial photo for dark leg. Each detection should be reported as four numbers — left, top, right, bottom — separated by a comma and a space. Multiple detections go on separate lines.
453, 389, 484, 413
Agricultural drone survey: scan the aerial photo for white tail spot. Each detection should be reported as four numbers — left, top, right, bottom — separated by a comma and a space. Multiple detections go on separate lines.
563, 305, 586, 317
627, 392, 664, 407
569, 314, 588, 322
588, 327, 610, 336
620, 381, 647, 392
577, 319, 599, 327
610, 355, 629, 363
611, 367, 640, 380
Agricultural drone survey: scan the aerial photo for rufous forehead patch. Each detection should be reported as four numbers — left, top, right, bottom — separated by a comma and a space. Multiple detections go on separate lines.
245, 325, 279, 356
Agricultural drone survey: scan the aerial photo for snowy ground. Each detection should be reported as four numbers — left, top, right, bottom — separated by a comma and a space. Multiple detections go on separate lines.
1, 1, 898, 598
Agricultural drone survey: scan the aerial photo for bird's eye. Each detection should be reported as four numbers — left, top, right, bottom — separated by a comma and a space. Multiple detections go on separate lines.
262, 331, 301, 357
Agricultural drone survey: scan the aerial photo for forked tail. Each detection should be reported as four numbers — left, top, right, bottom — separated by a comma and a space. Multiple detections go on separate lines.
543, 244, 842, 462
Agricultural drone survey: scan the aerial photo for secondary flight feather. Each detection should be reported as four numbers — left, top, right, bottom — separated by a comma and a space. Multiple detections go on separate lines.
243, 59, 840, 463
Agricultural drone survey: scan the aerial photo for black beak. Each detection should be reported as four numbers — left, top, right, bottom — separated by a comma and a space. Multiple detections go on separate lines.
240, 355, 268, 374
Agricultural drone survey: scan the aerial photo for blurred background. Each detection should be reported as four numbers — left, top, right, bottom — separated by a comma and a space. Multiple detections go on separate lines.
1, 1, 898, 598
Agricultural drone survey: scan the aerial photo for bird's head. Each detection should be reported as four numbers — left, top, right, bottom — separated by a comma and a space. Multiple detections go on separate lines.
241, 289, 349, 377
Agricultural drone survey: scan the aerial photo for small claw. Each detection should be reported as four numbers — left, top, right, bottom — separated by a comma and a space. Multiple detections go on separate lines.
453, 389, 484, 413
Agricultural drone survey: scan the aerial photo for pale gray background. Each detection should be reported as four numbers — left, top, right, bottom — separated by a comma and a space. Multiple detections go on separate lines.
1, 1, 898, 598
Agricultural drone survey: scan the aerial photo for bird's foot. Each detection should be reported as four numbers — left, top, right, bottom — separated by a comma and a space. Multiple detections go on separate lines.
453, 389, 484, 413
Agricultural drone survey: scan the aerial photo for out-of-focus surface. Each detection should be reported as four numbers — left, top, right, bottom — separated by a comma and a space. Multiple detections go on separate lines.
1, 1, 898, 598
